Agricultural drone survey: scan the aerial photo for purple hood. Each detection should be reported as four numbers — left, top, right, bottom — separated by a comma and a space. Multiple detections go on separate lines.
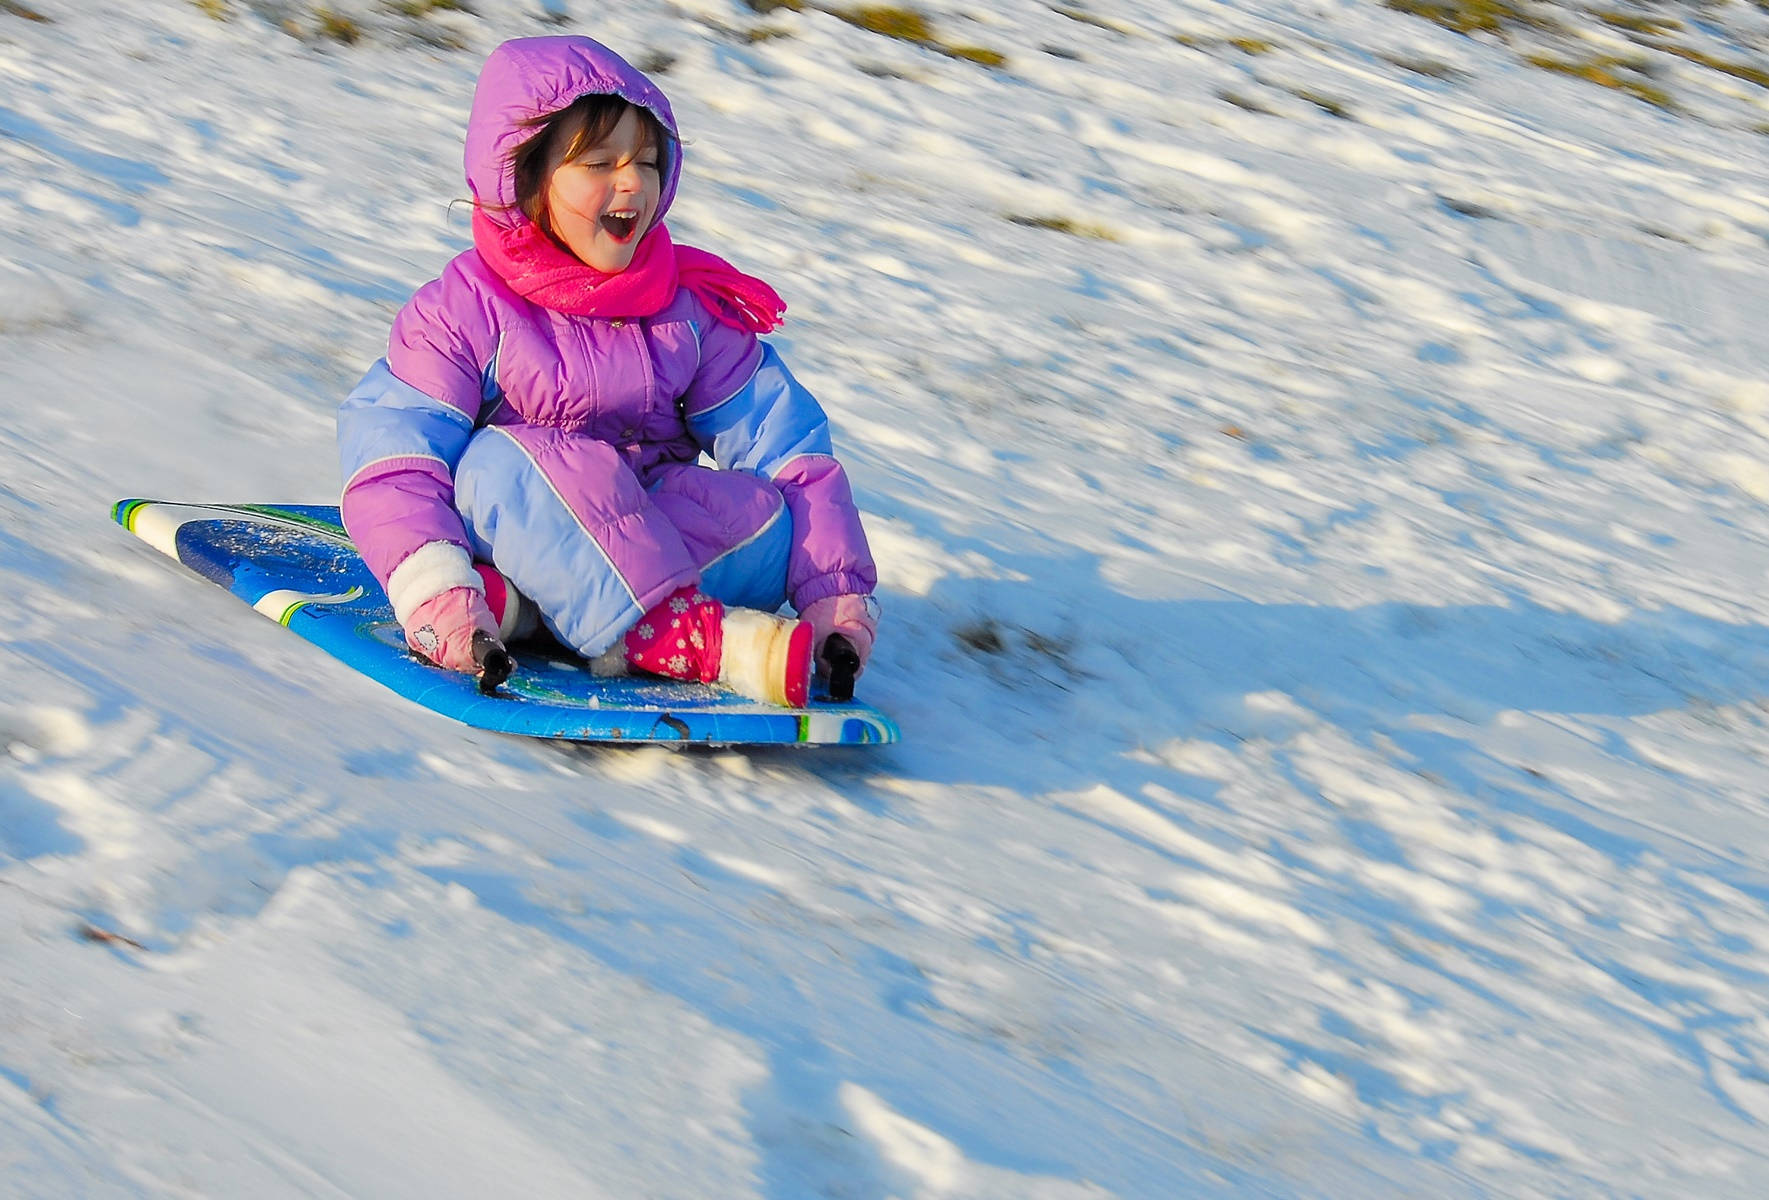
463, 36, 682, 232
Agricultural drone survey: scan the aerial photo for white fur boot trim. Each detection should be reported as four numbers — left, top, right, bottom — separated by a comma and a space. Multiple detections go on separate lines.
587, 643, 630, 677
718, 608, 806, 707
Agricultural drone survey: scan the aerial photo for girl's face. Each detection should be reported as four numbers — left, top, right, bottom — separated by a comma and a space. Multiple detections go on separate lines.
544, 107, 662, 274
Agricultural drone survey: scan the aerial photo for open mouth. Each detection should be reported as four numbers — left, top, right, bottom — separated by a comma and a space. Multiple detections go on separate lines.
600, 210, 639, 242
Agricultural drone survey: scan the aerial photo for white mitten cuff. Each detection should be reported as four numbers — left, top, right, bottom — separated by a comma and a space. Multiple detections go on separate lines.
386, 540, 483, 628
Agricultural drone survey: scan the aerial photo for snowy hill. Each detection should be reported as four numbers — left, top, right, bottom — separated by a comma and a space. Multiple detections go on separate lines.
5, 0, 1769, 1194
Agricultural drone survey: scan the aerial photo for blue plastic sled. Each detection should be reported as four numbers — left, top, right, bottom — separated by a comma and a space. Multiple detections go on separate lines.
113, 500, 898, 746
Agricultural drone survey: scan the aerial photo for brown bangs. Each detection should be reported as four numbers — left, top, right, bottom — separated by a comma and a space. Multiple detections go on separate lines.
507, 95, 671, 233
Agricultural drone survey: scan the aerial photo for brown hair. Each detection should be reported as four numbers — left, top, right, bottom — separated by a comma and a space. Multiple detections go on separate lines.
507, 94, 674, 239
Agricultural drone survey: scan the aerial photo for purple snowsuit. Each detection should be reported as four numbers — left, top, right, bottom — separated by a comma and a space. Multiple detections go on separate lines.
337, 36, 876, 657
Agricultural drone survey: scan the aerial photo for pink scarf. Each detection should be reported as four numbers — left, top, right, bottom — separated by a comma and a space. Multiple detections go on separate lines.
471, 208, 785, 333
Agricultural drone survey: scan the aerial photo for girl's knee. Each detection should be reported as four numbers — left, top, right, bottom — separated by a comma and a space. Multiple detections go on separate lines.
697, 494, 791, 612
650, 465, 785, 561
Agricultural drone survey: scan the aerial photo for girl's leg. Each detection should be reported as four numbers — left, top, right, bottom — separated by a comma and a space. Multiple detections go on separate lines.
623, 465, 811, 706
645, 463, 790, 612
453, 427, 697, 657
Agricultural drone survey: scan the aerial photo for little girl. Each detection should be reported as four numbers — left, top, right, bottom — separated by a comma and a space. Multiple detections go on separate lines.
338, 35, 878, 706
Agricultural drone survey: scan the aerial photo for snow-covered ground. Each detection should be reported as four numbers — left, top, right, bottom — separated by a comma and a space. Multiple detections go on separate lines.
6, 0, 1769, 1194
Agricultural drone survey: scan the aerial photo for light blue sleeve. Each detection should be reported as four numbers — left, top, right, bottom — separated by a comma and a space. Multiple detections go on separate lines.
684, 342, 834, 478
338, 358, 478, 490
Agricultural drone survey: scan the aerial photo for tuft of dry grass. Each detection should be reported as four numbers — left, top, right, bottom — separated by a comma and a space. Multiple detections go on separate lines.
1219, 88, 1281, 114
1379, 0, 1769, 112
1382, 53, 1463, 77
839, 3, 934, 41
1525, 52, 1674, 106
1383, 0, 1559, 36
385, 0, 475, 14
944, 42, 1007, 66
1292, 88, 1353, 118
261, 1, 482, 49
739, 0, 1003, 65
1647, 41, 1769, 90
1006, 213, 1120, 240
1595, 9, 1680, 34
955, 620, 1007, 656
1051, 4, 1127, 34
1175, 32, 1282, 54
1439, 195, 1501, 219
314, 6, 362, 42
952, 619, 1083, 682
828, 3, 1007, 67
1, 0, 51, 20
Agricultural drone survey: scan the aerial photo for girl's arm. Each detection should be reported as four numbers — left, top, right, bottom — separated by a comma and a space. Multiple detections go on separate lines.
337, 272, 493, 631
680, 320, 878, 614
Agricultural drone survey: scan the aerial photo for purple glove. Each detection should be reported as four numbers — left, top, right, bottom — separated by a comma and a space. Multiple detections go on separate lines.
799, 594, 879, 679
405, 586, 502, 675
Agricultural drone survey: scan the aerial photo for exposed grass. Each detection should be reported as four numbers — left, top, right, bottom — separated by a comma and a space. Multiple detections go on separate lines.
385, 0, 474, 14
1439, 194, 1501, 219
1051, 4, 1128, 34
828, 4, 1007, 68
945, 42, 1007, 66
1006, 213, 1120, 240
955, 620, 1007, 655
1022, 630, 1071, 660
1382, 53, 1464, 77
258, 0, 481, 49
854, 58, 922, 78
314, 6, 362, 42
1383, 0, 1559, 36
634, 48, 678, 74
1176, 32, 1282, 54
737, 0, 1002, 66
1219, 88, 1282, 114
1524, 51, 1674, 106
192, 0, 232, 18
840, 3, 933, 41
1595, 9, 1680, 34
1380, 0, 1769, 112
1218, 85, 1356, 120
1648, 40, 1769, 90
953, 619, 1083, 682
1293, 87, 1354, 117
1, 0, 51, 20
